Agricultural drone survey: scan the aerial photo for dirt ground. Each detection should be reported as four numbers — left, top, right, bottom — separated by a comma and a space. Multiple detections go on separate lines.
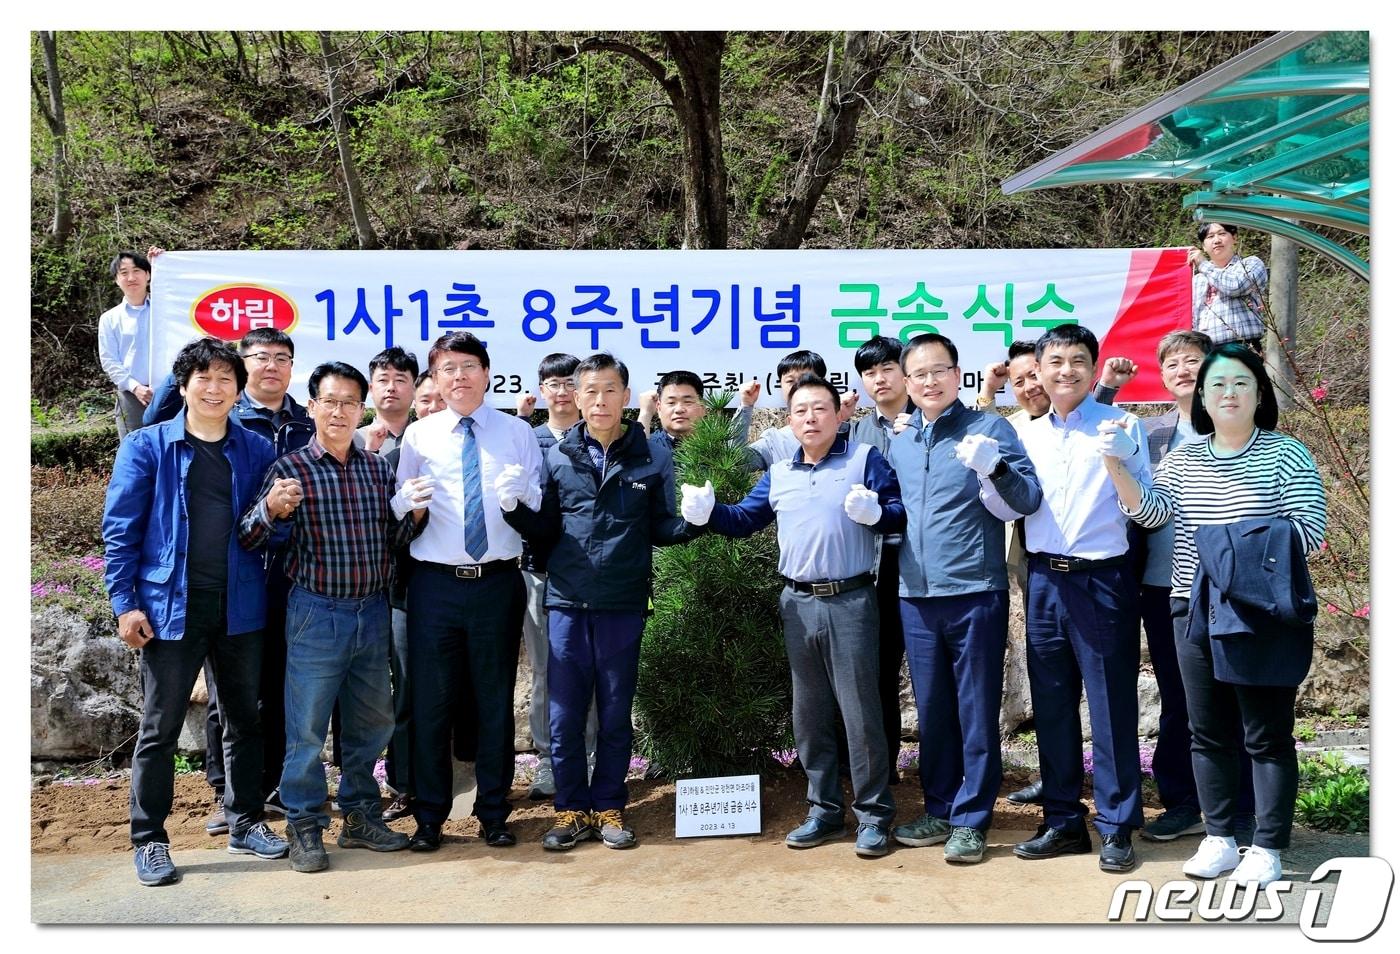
31, 763, 1054, 856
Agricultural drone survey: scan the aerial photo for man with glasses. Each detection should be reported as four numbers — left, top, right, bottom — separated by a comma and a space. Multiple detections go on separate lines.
883, 334, 1041, 864
240, 361, 425, 872
395, 332, 543, 851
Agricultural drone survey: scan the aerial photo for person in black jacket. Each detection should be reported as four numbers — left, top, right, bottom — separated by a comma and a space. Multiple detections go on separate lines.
499, 353, 701, 852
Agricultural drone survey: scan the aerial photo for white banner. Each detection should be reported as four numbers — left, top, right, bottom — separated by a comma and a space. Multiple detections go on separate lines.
150, 249, 1190, 407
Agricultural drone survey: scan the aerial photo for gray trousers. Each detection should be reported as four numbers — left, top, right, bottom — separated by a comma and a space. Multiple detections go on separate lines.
780, 584, 895, 829
522, 571, 595, 757
115, 389, 145, 439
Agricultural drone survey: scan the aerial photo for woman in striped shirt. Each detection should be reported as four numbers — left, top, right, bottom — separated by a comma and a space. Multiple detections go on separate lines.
1100, 343, 1327, 887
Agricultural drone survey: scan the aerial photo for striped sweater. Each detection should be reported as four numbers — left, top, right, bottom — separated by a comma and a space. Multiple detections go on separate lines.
1125, 428, 1328, 598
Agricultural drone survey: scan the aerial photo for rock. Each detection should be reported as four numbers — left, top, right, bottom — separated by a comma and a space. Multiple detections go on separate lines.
31, 606, 142, 761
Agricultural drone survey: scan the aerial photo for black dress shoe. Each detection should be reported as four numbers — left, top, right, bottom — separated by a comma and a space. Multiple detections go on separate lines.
1099, 832, 1136, 872
1007, 779, 1045, 805
408, 822, 443, 852
1013, 822, 1092, 859
480, 819, 516, 847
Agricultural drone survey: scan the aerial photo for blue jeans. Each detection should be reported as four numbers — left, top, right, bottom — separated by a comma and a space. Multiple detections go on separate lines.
280, 586, 395, 829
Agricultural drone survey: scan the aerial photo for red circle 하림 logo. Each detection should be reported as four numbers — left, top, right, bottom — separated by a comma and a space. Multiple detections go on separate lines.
189, 284, 299, 341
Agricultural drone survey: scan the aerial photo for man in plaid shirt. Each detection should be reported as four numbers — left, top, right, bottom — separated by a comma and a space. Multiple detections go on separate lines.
1191, 222, 1268, 349
239, 360, 431, 873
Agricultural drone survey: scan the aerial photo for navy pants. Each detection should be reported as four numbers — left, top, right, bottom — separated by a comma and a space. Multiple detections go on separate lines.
547, 608, 644, 813
1171, 599, 1297, 850
406, 563, 524, 825
900, 590, 1008, 831
1025, 559, 1144, 836
1143, 585, 1254, 816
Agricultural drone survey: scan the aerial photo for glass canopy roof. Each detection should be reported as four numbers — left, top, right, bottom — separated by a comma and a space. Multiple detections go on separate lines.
1002, 31, 1370, 279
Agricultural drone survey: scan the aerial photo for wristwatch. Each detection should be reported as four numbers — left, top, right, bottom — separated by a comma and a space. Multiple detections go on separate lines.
974, 394, 995, 410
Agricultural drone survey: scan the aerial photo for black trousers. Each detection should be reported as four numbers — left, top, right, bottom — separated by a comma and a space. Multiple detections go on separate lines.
131, 588, 264, 845
874, 543, 906, 782
406, 564, 524, 825
1171, 599, 1298, 850
206, 566, 289, 798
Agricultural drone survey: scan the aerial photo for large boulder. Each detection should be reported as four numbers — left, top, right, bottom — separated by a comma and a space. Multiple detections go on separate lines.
31, 606, 141, 760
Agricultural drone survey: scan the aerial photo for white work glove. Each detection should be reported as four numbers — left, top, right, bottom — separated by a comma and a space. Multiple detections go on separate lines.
493, 464, 537, 512
955, 433, 1002, 477
1096, 419, 1137, 459
391, 476, 434, 519
843, 484, 882, 526
680, 480, 715, 526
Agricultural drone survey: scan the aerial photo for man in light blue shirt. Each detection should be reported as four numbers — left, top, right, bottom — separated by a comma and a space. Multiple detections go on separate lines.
97, 249, 156, 438
1009, 323, 1152, 874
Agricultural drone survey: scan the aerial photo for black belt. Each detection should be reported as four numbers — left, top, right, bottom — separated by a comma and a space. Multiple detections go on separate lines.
782, 573, 876, 597
415, 558, 519, 580
1031, 553, 1127, 573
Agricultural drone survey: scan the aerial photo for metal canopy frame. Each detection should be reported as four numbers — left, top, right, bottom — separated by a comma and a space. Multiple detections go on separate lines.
1002, 31, 1370, 280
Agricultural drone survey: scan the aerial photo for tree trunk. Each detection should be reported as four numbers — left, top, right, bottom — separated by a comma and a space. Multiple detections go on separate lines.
660, 32, 728, 249
763, 31, 894, 249
35, 31, 73, 247
318, 32, 380, 250
1268, 231, 1299, 410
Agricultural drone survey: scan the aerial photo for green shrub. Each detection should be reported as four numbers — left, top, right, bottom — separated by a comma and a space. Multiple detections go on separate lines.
31, 422, 118, 470
635, 393, 793, 778
1296, 751, 1369, 833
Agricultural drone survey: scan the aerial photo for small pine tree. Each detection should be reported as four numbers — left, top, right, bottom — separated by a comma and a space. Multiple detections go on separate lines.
635, 392, 793, 778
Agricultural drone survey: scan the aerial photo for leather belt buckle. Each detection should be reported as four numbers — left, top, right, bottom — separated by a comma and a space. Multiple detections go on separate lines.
810, 581, 837, 597
1049, 557, 1072, 572
455, 565, 483, 579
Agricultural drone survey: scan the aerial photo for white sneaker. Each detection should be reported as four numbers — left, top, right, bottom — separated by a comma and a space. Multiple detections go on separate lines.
1183, 835, 1240, 878
1229, 845, 1282, 886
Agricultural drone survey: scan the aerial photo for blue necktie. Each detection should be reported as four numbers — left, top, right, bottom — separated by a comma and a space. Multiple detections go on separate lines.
460, 417, 489, 561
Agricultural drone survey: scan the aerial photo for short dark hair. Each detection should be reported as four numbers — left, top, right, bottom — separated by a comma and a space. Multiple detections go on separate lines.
308, 361, 370, 402
657, 369, 704, 399
368, 346, 419, 379
173, 337, 247, 392
786, 372, 841, 411
1196, 221, 1239, 244
1157, 329, 1213, 364
1190, 343, 1278, 434
538, 352, 580, 382
414, 371, 432, 389
109, 251, 151, 278
239, 328, 295, 357
899, 333, 959, 373
427, 331, 490, 373
1008, 340, 1038, 362
575, 352, 629, 388
1035, 323, 1099, 366
777, 350, 827, 380
853, 336, 904, 374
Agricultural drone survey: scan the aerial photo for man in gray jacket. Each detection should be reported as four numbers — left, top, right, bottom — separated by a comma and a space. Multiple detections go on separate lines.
885, 333, 1042, 864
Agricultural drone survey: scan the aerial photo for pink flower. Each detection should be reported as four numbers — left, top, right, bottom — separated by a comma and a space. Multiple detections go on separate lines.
1325, 603, 1340, 615
1320, 540, 1329, 551
1353, 604, 1370, 619
1311, 383, 1329, 403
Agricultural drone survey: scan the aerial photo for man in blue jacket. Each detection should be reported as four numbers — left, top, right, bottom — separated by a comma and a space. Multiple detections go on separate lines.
499, 353, 700, 852
884, 333, 1042, 864
102, 337, 289, 887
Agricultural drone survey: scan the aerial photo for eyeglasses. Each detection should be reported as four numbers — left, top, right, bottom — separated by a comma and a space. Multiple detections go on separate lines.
245, 351, 292, 367
906, 365, 957, 385
316, 398, 364, 414
436, 362, 484, 378
541, 380, 577, 394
